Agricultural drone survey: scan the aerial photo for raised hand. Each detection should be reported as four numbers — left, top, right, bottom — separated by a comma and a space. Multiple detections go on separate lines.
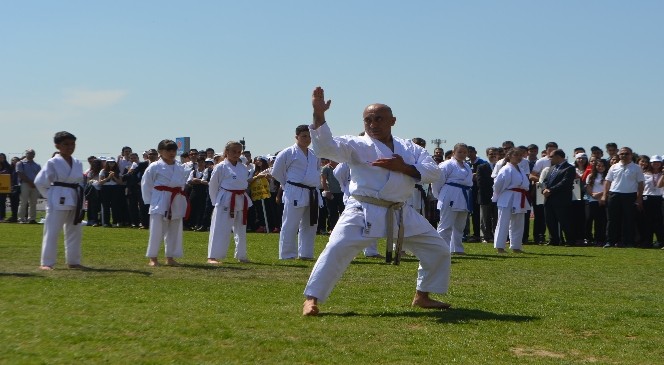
312, 86, 331, 127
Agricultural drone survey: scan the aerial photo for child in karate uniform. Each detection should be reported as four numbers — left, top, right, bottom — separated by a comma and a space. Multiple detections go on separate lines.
141, 139, 190, 266
36, 131, 86, 270
207, 141, 253, 264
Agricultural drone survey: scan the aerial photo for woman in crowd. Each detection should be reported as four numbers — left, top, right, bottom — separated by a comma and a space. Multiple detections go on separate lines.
98, 157, 124, 227
0, 153, 12, 222
571, 153, 589, 245
492, 148, 531, 253
639, 155, 664, 248
585, 159, 608, 246
432, 143, 473, 255
85, 158, 103, 226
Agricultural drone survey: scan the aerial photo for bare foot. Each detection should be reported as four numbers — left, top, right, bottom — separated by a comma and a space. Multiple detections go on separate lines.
148, 258, 159, 267
39, 265, 54, 271
303, 298, 319, 316
412, 291, 451, 310
496, 248, 506, 254
165, 259, 180, 266
207, 258, 221, 265
67, 264, 89, 270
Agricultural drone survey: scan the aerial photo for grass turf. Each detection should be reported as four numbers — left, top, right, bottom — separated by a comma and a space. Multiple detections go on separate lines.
1, 223, 663, 364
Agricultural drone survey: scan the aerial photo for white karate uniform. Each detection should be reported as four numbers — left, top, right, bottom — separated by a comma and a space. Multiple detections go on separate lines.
35, 155, 85, 267
141, 159, 189, 258
207, 159, 253, 260
333, 162, 379, 257
272, 143, 322, 259
304, 123, 451, 303
492, 163, 531, 250
432, 159, 473, 254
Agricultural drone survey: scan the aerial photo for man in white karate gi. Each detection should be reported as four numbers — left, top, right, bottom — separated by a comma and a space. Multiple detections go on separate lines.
272, 125, 322, 260
302, 87, 452, 315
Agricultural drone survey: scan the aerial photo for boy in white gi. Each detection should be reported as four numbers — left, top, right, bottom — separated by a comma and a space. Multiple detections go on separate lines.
141, 139, 190, 266
207, 141, 253, 264
36, 131, 86, 270
303, 87, 452, 315
272, 125, 322, 260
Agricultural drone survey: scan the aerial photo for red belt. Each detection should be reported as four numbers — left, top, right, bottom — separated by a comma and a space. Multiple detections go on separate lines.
509, 188, 530, 208
223, 188, 248, 225
154, 185, 190, 220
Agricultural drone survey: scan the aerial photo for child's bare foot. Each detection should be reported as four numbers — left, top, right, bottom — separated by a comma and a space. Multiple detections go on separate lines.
496, 248, 506, 254
39, 265, 54, 271
237, 258, 250, 263
412, 291, 451, 310
148, 258, 159, 267
165, 258, 180, 266
303, 297, 319, 316
207, 258, 221, 265
67, 264, 89, 270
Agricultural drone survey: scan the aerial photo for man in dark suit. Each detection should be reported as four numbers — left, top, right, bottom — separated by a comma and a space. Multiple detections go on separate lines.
542, 149, 575, 245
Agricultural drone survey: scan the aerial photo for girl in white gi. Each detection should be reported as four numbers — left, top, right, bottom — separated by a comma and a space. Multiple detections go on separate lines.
492, 148, 531, 253
432, 143, 473, 255
141, 139, 190, 266
207, 141, 253, 264
35, 131, 86, 270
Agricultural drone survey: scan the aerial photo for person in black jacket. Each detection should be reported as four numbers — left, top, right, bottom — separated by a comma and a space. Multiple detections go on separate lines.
542, 149, 576, 245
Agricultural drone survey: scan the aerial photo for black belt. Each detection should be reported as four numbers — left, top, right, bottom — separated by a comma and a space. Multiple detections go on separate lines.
287, 181, 318, 226
415, 184, 428, 216
52, 182, 85, 225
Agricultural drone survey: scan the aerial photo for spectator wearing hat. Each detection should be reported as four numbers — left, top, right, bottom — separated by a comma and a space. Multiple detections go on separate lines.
638, 155, 663, 248
16, 149, 42, 223
602, 147, 645, 248
570, 152, 589, 245
187, 151, 210, 231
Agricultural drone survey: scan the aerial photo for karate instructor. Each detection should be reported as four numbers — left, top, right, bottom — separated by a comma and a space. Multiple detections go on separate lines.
302, 86, 452, 316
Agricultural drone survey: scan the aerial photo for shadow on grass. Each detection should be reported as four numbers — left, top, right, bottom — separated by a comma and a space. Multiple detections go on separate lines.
0, 272, 44, 278
524, 252, 595, 258
320, 308, 539, 323
77, 267, 154, 276
248, 261, 311, 269
178, 263, 248, 271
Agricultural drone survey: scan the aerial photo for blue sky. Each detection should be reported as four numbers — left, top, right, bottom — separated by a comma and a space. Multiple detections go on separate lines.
2, 1, 663, 164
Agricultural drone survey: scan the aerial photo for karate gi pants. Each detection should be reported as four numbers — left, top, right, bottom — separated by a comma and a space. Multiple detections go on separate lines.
494, 207, 525, 250
437, 208, 468, 253
146, 214, 183, 258
208, 206, 248, 260
304, 224, 451, 302
279, 204, 316, 259
40, 209, 82, 266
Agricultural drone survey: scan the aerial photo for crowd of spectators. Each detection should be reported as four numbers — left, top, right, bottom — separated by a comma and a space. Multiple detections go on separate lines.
1, 141, 663, 249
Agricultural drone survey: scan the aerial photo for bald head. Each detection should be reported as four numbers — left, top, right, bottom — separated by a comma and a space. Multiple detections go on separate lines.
364, 103, 393, 116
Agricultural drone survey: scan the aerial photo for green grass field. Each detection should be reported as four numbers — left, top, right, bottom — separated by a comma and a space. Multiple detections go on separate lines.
1, 223, 663, 364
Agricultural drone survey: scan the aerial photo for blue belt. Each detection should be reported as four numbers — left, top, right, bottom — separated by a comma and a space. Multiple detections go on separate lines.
445, 182, 473, 213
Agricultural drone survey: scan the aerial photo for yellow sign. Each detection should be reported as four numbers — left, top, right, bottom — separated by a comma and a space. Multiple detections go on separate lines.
249, 176, 271, 201
0, 174, 10, 194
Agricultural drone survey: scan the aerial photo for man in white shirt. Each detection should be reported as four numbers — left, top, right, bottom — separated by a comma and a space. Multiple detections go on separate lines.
601, 147, 645, 248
